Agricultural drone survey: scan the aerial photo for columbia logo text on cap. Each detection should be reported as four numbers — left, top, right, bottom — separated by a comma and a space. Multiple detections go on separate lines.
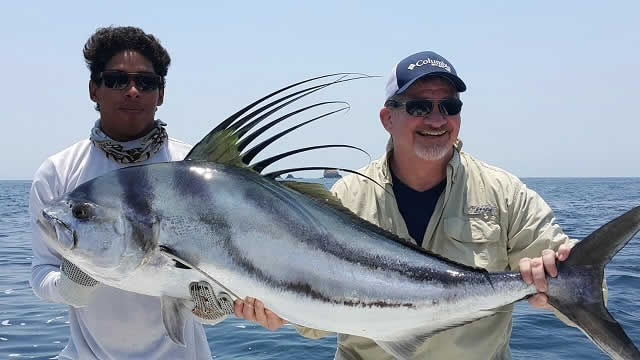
407, 59, 452, 72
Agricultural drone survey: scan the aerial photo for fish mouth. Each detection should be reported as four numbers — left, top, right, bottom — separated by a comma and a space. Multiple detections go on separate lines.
41, 210, 77, 251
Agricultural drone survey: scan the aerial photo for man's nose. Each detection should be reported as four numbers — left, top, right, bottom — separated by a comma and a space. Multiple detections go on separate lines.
123, 80, 141, 97
422, 108, 447, 126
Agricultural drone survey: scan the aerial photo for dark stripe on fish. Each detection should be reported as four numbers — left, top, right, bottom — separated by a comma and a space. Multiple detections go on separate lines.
118, 166, 157, 253
118, 166, 154, 215
243, 182, 479, 288
194, 208, 416, 309
225, 236, 416, 309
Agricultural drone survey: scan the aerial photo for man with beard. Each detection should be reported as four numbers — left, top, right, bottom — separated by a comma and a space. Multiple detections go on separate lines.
29, 26, 230, 360
236, 51, 581, 359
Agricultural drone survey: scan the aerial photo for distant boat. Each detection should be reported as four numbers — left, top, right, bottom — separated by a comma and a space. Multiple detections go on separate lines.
323, 169, 341, 178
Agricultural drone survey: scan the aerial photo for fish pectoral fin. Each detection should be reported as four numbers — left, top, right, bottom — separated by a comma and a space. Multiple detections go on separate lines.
159, 246, 242, 301
159, 245, 193, 269
160, 295, 192, 346
375, 310, 498, 359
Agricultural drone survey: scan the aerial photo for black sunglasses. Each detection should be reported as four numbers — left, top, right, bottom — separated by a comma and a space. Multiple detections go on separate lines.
385, 98, 463, 117
98, 71, 162, 92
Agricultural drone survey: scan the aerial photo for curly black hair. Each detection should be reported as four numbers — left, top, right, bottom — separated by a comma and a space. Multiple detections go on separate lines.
84, 26, 171, 88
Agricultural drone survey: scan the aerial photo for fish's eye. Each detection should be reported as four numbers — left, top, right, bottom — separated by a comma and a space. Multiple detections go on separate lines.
72, 204, 92, 220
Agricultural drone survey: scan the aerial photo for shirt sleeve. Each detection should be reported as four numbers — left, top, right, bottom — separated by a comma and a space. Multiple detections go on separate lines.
505, 180, 610, 327
292, 324, 334, 339
505, 180, 575, 270
330, 177, 353, 203
29, 159, 67, 304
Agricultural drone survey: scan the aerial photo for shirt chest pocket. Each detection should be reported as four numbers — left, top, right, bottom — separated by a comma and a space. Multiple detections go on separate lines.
442, 217, 508, 271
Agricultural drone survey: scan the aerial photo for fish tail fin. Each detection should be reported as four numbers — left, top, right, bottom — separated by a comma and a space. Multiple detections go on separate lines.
548, 206, 640, 359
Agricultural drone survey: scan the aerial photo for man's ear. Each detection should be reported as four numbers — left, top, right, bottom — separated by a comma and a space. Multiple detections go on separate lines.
157, 88, 164, 106
380, 107, 393, 132
89, 80, 98, 102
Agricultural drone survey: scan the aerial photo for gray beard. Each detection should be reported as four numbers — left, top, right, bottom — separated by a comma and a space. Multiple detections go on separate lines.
414, 143, 451, 161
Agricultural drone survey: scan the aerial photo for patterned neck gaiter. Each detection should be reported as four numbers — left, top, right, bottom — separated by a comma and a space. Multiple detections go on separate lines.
90, 119, 168, 164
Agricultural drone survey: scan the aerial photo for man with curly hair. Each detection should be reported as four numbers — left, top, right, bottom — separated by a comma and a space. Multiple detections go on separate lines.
29, 26, 220, 359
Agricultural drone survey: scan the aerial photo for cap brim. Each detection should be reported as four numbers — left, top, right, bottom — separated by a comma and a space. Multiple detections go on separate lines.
395, 72, 466, 95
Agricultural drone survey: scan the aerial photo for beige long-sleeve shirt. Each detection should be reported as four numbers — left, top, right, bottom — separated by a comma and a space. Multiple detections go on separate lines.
296, 143, 577, 360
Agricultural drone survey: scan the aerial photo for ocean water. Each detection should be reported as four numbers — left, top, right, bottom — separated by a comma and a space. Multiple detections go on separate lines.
1, 177, 639, 359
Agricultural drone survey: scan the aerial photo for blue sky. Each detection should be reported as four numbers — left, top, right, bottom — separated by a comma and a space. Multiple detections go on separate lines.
1, 1, 639, 180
